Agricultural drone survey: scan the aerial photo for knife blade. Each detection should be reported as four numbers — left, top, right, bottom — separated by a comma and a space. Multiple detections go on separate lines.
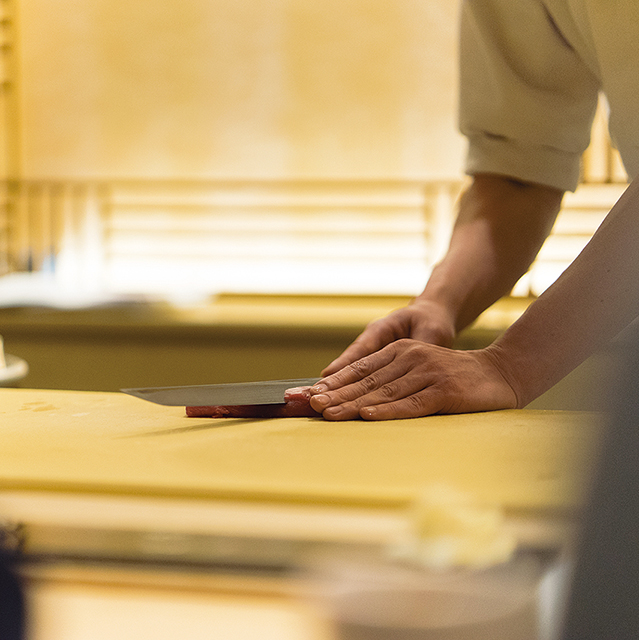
121, 378, 322, 407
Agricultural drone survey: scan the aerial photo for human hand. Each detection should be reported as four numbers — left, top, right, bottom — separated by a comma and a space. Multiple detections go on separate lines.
310, 340, 518, 420
321, 300, 457, 377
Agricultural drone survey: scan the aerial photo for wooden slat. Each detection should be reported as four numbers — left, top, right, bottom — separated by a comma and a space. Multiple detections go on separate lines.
0, 177, 627, 301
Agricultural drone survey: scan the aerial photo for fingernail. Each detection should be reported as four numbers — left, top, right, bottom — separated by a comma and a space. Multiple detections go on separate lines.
311, 384, 328, 394
324, 406, 344, 420
311, 394, 330, 409
360, 406, 377, 420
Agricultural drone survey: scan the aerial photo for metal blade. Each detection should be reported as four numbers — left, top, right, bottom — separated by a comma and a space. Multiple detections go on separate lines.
121, 378, 321, 407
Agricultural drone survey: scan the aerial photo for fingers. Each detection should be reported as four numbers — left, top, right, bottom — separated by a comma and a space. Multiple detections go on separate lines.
321, 342, 372, 377
321, 319, 399, 376
321, 303, 457, 376
315, 343, 398, 395
359, 392, 443, 421
311, 341, 431, 420
312, 341, 519, 421
320, 382, 442, 421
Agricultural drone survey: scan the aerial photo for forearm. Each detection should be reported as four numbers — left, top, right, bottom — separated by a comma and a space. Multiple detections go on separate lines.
416, 174, 564, 333
487, 176, 639, 406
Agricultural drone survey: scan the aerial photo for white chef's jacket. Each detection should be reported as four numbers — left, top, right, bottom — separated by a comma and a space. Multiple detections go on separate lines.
459, 0, 639, 191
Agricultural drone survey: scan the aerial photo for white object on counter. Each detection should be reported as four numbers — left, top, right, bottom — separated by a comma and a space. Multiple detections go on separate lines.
0, 335, 29, 386
304, 549, 547, 640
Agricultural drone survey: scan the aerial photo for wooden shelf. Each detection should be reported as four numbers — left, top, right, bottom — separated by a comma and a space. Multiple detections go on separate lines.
0, 295, 530, 392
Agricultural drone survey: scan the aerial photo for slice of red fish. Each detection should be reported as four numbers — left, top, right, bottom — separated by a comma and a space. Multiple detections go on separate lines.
186, 386, 321, 418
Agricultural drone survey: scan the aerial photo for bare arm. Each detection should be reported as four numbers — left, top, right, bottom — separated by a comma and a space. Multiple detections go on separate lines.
311, 176, 639, 420
488, 175, 639, 406
419, 173, 564, 333
322, 173, 564, 375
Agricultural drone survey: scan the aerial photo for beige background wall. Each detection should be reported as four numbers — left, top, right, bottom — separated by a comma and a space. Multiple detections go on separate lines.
15, 0, 465, 181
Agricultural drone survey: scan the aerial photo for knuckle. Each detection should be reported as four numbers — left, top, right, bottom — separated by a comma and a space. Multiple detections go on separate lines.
348, 358, 374, 379
393, 339, 426, 364
360, 374, 380, 393
405, 393, 427, 413
379, 383, 396, 400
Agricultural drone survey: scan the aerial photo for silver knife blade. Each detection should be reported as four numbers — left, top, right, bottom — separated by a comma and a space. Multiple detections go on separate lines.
121, 378, 322, 407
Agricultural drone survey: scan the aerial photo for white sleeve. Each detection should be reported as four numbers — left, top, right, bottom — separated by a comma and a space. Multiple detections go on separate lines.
459, 0, 600, 191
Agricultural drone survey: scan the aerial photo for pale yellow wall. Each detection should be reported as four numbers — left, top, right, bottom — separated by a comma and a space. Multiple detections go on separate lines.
14, 0, 465, 181
1, 1, 12, 180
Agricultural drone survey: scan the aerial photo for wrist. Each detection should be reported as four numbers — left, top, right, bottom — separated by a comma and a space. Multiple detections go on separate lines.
481, 343, 527, 409
407, 295, 458, 348
483, 335, 557, 409
413, 276, 466, 332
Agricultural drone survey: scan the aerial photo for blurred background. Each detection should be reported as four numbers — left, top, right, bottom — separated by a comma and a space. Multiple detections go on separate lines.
2, 0, 466, 301
0, 0, 629, 399
0, 3, 630, 639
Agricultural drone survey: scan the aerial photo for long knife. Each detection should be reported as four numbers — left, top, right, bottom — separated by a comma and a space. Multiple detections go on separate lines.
121, 378, 321, 407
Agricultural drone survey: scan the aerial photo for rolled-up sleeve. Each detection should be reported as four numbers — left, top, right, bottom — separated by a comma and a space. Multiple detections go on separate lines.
459, 0, 601, 191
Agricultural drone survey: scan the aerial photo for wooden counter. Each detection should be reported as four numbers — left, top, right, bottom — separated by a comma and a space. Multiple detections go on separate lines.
0, 388, 603, 640
1, 388, 602, 536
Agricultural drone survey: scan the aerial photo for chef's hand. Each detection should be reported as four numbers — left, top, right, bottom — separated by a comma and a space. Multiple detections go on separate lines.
321, 299, 456, 377
309, 340, 518, 420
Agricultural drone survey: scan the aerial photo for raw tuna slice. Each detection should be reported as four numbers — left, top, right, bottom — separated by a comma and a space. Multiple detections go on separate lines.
186, 386, 321, 418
